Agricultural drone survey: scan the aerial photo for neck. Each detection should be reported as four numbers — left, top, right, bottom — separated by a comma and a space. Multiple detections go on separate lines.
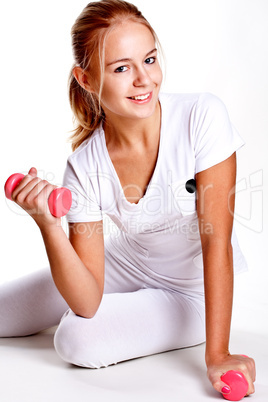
103, 101, 161, 149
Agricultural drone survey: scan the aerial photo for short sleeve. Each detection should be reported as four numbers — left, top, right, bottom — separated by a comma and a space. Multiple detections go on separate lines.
63, 159, 103, 223
191, 93, 245, 173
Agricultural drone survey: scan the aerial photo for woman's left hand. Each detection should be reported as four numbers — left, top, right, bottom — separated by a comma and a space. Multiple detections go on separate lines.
206, 353, 256, 397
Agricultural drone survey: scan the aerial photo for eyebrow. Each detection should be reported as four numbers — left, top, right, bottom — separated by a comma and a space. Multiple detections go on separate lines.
106, 48, 157, 67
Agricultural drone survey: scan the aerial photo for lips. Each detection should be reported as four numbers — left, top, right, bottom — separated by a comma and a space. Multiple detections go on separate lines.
127, 92, 153, 103
128, 93, 151, 101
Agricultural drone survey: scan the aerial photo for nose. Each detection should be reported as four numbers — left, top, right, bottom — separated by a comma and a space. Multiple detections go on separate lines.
133, 66, 151, 87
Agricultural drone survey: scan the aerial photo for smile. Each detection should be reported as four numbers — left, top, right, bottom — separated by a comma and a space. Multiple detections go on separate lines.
129, 93, 150, 100
127, 92, 153, 103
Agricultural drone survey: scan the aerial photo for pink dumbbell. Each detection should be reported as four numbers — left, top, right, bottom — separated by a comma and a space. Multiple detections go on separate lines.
4, 173, 72, 218
221, 370, 249, 401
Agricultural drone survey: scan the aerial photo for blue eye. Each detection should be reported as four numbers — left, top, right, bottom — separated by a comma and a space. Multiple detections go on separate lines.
114, 66, 128, 73
145, 57, 156, 64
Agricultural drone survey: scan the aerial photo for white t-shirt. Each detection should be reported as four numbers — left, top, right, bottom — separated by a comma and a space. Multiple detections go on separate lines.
63, 92, 247, 288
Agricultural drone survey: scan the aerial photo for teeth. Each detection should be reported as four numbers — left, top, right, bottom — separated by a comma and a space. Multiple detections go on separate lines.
131, 93, 150, 100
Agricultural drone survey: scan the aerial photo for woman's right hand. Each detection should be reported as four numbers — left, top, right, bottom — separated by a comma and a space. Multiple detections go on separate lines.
206, 353, 256, 397
11, 167, 60, 228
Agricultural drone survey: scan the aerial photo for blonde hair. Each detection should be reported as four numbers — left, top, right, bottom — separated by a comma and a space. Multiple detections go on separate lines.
69, 0, 162, 151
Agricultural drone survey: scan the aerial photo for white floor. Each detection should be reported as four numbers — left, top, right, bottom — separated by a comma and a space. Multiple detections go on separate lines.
1, 325, 267, 402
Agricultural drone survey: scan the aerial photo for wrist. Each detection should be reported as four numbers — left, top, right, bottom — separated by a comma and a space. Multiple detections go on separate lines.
38, 219, 63, 236
205, 349, 230, 367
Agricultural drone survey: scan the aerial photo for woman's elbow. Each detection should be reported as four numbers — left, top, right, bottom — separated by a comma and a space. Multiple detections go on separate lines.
71, 293, 103, 319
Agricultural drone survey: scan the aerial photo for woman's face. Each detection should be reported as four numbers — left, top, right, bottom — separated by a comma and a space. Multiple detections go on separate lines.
92, 21, 163, 123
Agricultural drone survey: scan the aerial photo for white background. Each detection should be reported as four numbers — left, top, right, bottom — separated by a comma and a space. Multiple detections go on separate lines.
1, 0, 267, 334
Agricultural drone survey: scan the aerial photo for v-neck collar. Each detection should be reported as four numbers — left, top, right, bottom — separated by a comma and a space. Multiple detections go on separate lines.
100, 96, 164, 208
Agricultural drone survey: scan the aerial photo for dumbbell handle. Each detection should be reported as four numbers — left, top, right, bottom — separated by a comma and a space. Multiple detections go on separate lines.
4, 173, 72, 218
221, 370, 249, 401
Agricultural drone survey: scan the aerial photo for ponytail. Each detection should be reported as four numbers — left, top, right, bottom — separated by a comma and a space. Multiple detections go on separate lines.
68, 69, 104, 151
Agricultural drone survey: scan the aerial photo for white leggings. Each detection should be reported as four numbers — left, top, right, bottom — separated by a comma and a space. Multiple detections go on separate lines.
0, 238, 206, 368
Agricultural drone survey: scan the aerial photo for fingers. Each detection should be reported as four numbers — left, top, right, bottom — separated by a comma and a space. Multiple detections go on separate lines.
211, 374, 254, 399
207, 355, 256, 397
12, 176, 41, 202
28, 167, 37, 177
208, 370, 232, 395
248, 356, 256, 382
233, 355, 256, 396
12, 172, 55, 216
212, 378, 231, 395
16, 180, 52, 207
11, 168, 38, 200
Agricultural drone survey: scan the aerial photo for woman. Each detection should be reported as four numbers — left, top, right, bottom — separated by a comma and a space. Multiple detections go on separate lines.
0, 0, 255, 397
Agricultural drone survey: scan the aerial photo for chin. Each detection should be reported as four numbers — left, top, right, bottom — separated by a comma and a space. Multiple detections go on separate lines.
129, 99, 159, 119
129, 108, 155, 120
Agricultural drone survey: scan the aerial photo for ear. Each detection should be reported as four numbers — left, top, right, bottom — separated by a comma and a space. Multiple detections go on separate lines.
72, 66, 96, 93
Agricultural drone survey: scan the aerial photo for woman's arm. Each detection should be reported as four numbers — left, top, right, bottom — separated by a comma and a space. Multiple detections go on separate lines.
40, 221, 104, 318
12, 167, 105, 318
196, 153, 256, 396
